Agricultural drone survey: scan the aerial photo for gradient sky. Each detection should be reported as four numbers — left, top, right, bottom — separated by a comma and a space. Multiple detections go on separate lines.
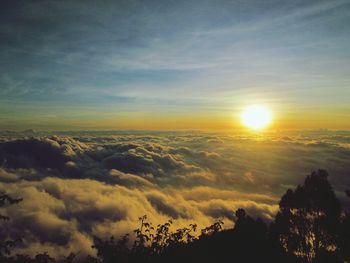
1, 0, 350, 130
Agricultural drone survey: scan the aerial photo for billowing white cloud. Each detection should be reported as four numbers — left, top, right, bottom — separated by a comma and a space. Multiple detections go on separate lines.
0, 130, 349, 257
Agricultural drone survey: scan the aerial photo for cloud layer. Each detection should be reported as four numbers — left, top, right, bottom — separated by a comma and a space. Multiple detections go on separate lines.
0, 130, 350, 257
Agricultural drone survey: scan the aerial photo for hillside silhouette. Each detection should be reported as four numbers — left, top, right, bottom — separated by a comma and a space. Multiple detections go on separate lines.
1, 170, 350, 263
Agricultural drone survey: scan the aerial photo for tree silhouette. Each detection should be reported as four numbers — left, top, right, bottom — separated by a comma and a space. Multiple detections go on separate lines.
231, 208, 270, 262
2, 170, 350, 263
270, 170, 342, 262
338, 190, 350, 262
90, 170, 350, 263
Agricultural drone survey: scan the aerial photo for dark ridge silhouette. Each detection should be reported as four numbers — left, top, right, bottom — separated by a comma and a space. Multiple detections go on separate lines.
1, 170, 350, 263
0, 139, 69, 170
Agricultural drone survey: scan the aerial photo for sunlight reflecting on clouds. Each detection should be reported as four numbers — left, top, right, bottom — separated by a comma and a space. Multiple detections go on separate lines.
0, 130, 350, 256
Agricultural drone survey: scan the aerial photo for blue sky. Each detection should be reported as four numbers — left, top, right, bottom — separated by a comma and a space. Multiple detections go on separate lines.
0, 0, 349, 129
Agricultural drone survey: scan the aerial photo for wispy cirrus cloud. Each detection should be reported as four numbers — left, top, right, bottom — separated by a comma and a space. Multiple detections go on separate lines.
0, 0, 349, 129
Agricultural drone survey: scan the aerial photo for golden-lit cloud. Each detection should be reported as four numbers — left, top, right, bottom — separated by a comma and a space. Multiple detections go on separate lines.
0, 130, 350, 257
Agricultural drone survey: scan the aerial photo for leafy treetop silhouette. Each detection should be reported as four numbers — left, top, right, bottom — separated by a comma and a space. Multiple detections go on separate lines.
1, 170, 350, 263
270, 170, 342, 263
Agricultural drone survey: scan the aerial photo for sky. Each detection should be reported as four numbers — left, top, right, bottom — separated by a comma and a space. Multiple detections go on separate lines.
0, 0, 350, 130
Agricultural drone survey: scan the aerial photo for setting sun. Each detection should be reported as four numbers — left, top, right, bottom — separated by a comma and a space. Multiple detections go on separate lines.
1, 1, 349, 262
240, 105, 272, 130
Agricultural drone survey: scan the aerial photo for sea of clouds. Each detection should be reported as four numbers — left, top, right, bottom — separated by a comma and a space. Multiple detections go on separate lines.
0, 130, 350, 257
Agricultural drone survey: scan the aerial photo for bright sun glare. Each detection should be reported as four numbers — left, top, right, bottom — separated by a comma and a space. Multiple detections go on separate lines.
240, 105, 272, 130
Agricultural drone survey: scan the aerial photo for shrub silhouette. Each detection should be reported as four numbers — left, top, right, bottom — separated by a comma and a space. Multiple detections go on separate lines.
2, 170, 350, 263
91, 170, 350, 263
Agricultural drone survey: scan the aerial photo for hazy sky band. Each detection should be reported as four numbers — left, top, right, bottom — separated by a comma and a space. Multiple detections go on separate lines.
1, 0, 349, 130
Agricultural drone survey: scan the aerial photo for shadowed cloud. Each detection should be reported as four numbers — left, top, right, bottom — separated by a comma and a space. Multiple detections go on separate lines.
0, 130, 350, 257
